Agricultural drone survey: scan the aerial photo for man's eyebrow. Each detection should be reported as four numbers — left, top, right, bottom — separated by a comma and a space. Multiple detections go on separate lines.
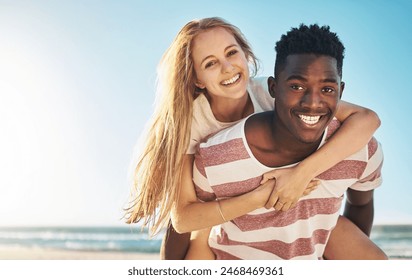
321, 78, 339, 84
285, 75, 339, 84
286, 75, 307, 81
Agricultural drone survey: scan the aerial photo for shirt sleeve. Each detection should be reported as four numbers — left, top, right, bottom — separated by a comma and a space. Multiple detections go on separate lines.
249, 76, 275, 112
187, 120, 200, 154
350, 137, 383, 191
193, 151, 216, 202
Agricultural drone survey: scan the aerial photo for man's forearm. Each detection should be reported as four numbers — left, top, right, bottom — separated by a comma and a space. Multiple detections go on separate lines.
343, 198, 374, 236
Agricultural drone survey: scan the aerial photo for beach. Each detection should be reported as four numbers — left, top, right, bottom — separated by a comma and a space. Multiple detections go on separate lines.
0, 246, 160, 260
1, 225, 411, 260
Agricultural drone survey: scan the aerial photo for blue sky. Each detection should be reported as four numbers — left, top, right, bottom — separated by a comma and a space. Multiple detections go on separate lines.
0, 0, 411, 227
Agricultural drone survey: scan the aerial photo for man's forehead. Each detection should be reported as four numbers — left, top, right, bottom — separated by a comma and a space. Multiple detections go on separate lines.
282, 54, 339, 77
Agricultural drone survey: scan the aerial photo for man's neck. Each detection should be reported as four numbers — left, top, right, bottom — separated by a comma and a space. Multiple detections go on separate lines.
244, 111, 323, 168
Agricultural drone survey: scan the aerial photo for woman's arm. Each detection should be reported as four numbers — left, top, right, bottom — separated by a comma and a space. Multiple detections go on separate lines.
263, 101, 381, 211
171, 155, 276, 234
301, 100, 381, 176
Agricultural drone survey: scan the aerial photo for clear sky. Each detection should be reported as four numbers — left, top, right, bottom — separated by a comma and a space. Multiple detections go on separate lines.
1, 0, 411, 227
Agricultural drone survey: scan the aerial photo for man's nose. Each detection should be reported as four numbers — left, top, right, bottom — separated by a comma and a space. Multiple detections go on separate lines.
301, 89, 323, 109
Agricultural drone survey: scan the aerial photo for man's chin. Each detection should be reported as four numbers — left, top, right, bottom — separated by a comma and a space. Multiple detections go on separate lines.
296, 131, 326, 145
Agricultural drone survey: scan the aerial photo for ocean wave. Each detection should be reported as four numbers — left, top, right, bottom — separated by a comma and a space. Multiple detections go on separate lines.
1, 225, 411, 257
0, 227, 162, 253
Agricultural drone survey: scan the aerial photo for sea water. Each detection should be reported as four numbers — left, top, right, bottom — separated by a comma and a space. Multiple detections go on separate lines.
0, 225, 411, 259
0, 226, 162, 254
370, 224, 412, 259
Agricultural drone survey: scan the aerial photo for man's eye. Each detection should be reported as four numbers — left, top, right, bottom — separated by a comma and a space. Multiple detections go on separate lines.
291, 85, 304, 91
322, 87, 335, 93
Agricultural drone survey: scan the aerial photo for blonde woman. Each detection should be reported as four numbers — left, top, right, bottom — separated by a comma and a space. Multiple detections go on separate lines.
125, 17, 383, 259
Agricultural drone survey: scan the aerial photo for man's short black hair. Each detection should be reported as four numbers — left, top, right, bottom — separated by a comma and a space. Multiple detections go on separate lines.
274, 24, 345, 78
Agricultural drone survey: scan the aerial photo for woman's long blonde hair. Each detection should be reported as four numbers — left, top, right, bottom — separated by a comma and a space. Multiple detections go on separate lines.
125, 17, 259, 235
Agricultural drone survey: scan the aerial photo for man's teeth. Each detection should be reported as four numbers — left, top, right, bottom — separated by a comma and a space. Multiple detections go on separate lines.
222, 74, 240, 85
299, 115, 321, 125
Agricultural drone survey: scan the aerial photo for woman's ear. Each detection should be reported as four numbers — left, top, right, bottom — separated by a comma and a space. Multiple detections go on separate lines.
195, 81, 205, 89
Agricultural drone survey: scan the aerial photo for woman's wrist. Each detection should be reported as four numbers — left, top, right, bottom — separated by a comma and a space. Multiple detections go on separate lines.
296, 159, 319, 180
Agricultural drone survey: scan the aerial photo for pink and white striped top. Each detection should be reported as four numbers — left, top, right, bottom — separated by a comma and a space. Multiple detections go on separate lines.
193, 117, 383, 260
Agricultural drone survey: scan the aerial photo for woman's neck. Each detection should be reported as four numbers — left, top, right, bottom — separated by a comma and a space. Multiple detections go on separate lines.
208, 92, 253, 122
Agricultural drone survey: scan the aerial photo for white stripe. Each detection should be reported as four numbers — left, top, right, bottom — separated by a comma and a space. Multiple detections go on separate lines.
205, 158, 266, 186
220, 212, 339, 244
349, 143, 383, 192
210, 241, 282, 260
351, 177, 383, 192
343, 145, 368, 161
234, 182, 347, 216
360, 143, 383, 179
309, 179, 357, 198
200, 124, 244, 148
193, 162, 213, 193
209, 236, 323, 260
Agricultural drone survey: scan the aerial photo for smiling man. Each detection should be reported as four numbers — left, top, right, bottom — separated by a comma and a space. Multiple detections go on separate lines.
192, 24, 384, 259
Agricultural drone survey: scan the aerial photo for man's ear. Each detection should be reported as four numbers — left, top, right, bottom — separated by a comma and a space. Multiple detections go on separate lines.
339, 81, 345, 99
267, 76, 276, 98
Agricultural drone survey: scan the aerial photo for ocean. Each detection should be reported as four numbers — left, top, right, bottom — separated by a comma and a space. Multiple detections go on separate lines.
0, 226, 162, 254
0, 225, 411, 259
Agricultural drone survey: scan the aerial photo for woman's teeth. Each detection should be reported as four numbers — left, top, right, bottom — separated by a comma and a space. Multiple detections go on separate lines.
222, 74, 240, 85
299, 115, 321, 125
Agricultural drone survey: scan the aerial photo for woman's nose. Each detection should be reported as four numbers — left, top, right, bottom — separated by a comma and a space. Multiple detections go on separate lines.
221, 59, 235, 73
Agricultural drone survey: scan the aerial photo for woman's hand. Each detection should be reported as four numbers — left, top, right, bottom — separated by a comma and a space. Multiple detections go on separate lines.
261, 167, 320, 211
249, 178, 277, 208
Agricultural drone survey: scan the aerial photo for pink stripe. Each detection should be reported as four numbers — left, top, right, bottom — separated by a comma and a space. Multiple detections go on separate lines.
317, 160, 367, 180
194, 153, 206, 177
194, 183, 216, 202
199, 138, 250, 167
325, 119, 341, 140
212, 176, 262, 198
213, 248, 242, 260
218, 228, 330, 259
368, 137, 378, 159
358, 161, 383, 183
232, 197, 342, 231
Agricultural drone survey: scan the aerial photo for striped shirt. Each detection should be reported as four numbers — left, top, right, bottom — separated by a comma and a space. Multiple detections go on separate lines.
187, 77, 273, 154
193, 117, 383, 260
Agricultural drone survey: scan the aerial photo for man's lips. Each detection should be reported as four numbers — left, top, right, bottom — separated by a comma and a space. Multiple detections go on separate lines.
298, 114, 321, 125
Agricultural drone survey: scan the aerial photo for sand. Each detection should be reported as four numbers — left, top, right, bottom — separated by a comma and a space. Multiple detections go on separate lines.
0, 246, 160, 260
0, 246, 400, 260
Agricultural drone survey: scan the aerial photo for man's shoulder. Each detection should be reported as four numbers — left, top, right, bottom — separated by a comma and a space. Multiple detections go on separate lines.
324, 118, 382, 162
199, 118, 245, 148
197, 120, 250, 167
318, 131, 383, 182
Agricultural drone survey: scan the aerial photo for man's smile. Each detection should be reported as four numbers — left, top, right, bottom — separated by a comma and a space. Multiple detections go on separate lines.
298, 114, 321, 125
